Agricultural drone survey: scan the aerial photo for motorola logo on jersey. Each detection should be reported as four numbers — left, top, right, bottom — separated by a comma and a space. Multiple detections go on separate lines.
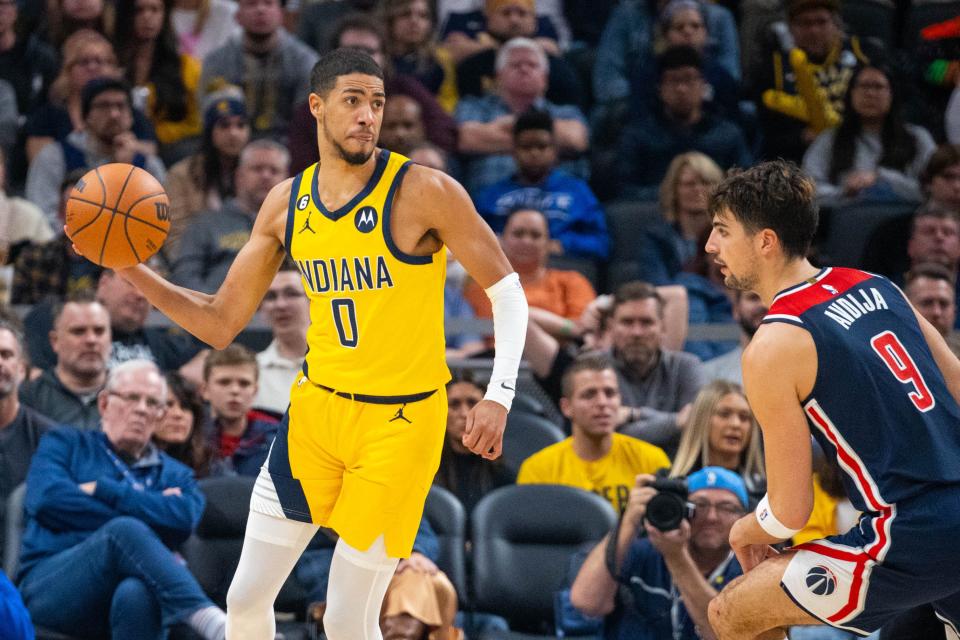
297, 195, 310, 211
805, 566, 837, 596
355, 206, 378, 233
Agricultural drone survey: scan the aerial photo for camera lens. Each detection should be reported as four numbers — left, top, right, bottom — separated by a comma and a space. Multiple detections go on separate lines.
646, 492, 687, 532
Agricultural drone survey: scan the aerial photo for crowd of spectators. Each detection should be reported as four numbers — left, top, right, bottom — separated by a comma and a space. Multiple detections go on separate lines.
0, 0, 958, 637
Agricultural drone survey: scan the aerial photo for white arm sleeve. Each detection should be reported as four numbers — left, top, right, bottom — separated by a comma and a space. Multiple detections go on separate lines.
482, 272, 528, 411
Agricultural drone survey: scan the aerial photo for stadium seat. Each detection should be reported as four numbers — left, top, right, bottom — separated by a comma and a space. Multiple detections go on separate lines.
511, 392, 547, 417
470, 485, 617, 634
501, 412, 566, 475
423, 485, 469, 605
604, 200, 661, 264
3, 483, 25, 578
181, 475, 307, 615
820, 201, 918, 268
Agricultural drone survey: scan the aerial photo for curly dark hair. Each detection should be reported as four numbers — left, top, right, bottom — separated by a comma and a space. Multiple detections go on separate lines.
709, 160, 819, 259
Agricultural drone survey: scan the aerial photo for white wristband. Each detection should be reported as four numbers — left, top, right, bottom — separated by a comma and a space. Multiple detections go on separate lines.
482, 272, 528, 411
755, 494, 801, 540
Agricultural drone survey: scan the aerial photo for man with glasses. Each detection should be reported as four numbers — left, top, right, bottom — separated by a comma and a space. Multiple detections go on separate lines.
17, 359, 231, 640
570, 466, 747, 640
603, 45, 750, 200
25, 77, 166, 221
254, 260, 308, 415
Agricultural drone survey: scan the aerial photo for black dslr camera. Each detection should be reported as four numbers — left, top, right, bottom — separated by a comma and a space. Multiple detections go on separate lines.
644, 472, 694, 532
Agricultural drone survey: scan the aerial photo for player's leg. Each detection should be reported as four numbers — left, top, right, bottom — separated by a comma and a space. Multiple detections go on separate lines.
322, 535, 400, 640
932, 588, 960, 640
225, 511, 319, 640
708, 552, 821, 640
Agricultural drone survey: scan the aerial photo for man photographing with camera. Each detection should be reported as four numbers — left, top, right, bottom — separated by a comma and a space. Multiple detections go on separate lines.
570, 467, 748, 640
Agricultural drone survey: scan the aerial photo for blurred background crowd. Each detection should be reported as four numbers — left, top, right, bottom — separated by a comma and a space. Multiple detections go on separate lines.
0, 0, 958, 638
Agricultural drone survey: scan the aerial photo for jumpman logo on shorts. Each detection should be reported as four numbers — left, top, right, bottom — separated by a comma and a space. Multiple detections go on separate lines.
299, 212, 316, 234
390, 404, 412, 423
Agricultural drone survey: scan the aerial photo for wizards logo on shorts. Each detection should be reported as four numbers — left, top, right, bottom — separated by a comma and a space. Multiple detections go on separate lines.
805, 565, 837, 596
355, 206, 378, 233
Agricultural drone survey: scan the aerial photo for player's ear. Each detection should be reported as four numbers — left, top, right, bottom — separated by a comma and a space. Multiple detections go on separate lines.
308, 92, 324, 119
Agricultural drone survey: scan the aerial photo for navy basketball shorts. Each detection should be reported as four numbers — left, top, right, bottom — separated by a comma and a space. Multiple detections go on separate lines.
781, 487, 960, 636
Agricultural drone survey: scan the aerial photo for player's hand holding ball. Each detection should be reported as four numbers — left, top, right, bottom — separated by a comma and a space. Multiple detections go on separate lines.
65, 163, 170, 269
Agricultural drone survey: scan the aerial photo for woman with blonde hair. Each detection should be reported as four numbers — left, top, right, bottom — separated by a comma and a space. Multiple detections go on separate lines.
24, 30, 158, 164
669, 379, 765, 504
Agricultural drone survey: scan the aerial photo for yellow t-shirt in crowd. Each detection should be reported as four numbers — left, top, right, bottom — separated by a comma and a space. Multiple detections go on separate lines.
793, 473, 840, 545
517, 433, 671, 513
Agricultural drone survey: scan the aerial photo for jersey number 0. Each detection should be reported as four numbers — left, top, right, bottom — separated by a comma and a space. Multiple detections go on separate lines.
871, 331, 935, 412
332, 299, 359, 348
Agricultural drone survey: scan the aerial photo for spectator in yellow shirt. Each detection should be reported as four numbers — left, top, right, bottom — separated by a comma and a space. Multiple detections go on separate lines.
517, 353, 670, 512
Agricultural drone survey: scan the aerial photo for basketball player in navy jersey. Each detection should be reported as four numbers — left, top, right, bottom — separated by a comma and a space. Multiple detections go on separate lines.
702, 161, 960, 640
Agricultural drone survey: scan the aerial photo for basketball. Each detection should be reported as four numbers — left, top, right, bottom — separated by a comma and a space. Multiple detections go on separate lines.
65, 163, 170, 269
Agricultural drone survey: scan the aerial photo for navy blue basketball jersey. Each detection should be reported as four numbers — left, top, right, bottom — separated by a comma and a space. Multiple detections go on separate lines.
763, 267, 960, 524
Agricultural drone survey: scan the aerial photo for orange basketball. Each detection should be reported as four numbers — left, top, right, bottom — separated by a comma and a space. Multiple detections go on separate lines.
65, 163, 170, 269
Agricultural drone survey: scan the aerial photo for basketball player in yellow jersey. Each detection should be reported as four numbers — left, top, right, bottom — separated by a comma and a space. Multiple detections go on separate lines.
106, 49, 529, 640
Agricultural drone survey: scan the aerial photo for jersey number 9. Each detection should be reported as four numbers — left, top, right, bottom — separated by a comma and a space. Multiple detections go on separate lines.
871, 331, 935, 413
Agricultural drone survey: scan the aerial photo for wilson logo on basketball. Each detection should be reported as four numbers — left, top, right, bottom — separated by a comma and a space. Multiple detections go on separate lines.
355, 206, 378, 233
805, 565, 838, 596
155, 202, 169, 221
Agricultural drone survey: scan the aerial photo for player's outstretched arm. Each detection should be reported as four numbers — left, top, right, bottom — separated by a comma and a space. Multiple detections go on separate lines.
404, 166, 527, 460
116, 179, 292, 349
732, 323, 816, 571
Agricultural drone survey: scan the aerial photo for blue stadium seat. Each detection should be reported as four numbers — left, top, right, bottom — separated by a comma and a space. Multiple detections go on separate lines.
423, 485, 469, 607
470, 485, 617, 634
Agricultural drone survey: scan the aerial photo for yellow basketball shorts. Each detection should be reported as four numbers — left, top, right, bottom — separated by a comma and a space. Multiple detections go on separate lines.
250, 375, 447, 558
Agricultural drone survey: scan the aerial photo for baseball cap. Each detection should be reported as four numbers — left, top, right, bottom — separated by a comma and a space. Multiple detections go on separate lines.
687, 467, 749, 508
787, 0, 840, 20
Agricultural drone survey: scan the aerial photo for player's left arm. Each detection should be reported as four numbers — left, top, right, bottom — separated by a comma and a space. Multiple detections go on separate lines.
405, 166, 528, 460
731, 323, 816, 571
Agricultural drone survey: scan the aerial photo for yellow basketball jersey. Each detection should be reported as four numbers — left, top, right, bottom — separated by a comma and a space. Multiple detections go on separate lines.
284, 150, 450, 397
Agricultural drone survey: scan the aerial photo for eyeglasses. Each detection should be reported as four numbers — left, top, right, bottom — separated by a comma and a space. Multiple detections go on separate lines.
262, 287, 305, 303
72, 56, 112, 68
89, 99, 130, 113
690, 499, 744, 518
108, 391, 165, 412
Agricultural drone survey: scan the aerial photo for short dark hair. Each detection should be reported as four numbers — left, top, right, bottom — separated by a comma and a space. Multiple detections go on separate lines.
0, 319, 26, 359
657, 45, 703, 78
709, 160, 819, 260
81, 77, 131, 120
921, 144, 960, 188
612, 281, 663, 317
913, 201, 960, 226
51, 289, 100, 328
513, 108, 553, 138
561, 353, 616, 399
203, 343, 258, 382
503, 206, 549, 233
905, 262, 957, 288
329, 13, 385, 53
310, 47, 384, 97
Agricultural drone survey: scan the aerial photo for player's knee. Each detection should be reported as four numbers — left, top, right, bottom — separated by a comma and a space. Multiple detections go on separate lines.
708, 591, 733, 638
322, 601, 356, 640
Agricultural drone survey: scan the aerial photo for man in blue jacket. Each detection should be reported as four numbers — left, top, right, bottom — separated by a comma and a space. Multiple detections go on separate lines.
475, 109, 609, 261
17, 359, 228, 640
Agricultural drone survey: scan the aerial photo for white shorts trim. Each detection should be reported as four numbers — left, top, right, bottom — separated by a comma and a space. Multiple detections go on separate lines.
782, 540, 874, 635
